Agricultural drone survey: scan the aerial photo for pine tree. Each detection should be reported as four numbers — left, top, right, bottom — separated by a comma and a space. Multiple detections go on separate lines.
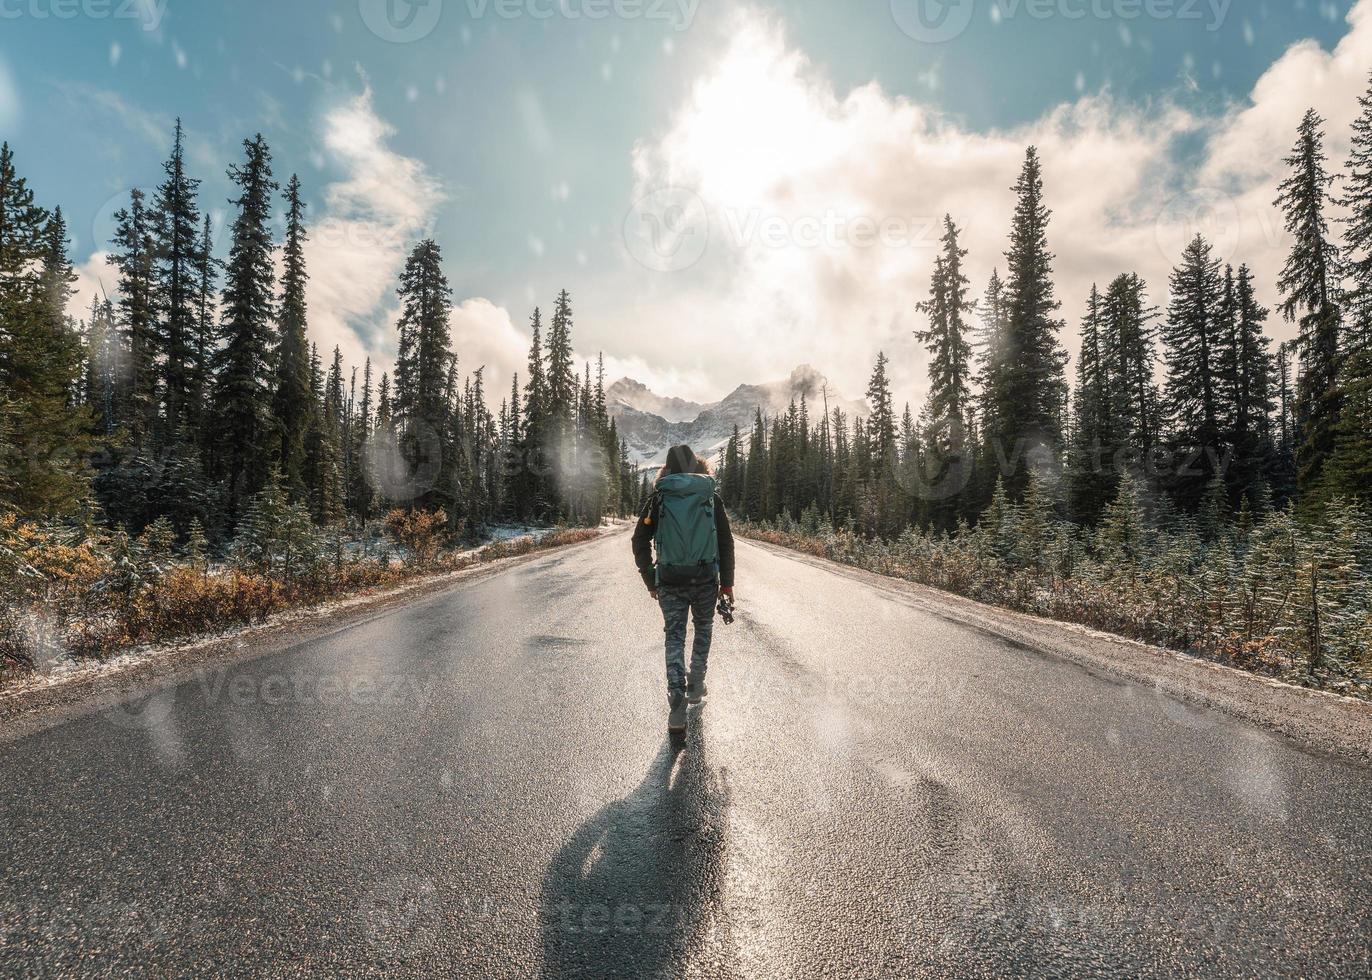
152, 119, 203, 439
992, 147, 1069, 498
213, 135, 279, 521
545, 291, 576, 429
0, 152, 91, 517
743, 408, 768, 520
84, 295, 122, 438
349, 358, 378, 523
231, 466, 319, 579
1228, 264, 1277, 504
192, 213, 218, 457
1327, 74, 1372, 500
1162, 235, 1226, 510
110, 186, 158, 440
1275, 109, 1344, 504
865, 352, 898, 466
915, 215, 975, 427
311, 346, 346, 525
1097, 470, 1149, 576
516, 308, 550, 519
1069, 284, 1116, 524
1344, 73, 1372, 329
1102, 272, 1161, 469
971, 267, 1008, 511
1017, 468, 1053, 571
980, 476, 1018, 563
915, 215, 976, 529
272, 174, 313, 499
391, 239, 453, 508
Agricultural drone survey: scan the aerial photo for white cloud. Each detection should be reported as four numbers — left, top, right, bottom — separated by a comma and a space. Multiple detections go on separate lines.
1197, 0, 1372, 312
0, 57, 17, 132
613, 4, 1372, 408
447, 298, 530, 407
303, 85, 444, 378
68, 251, 118, 324
620, 10, 1194, 404
66, 86, 455, 391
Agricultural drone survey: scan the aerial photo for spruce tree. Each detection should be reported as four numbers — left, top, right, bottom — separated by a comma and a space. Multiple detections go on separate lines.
1162, 234, 1226, 510
915, 216, 975, 427
152, 119, 203, 439
1275, 109, 1344, 504
110, 187, 158, 440
971, 268, 1008, 511
1229, 264, 1277, 504
84, 295, 122, 438
1328, 74, 1372, 500
272, 174, 313, 499
517, 308, 549, 518
213, 134, 279, 521
545, 290, 576, 428
391, 239, 453, 508
0, 152, 91, 517
1102, 272, 1161, 469
192, 213, 218, 457
1069, 284, 1116, 524
1097, 470, 1149, 576
743, 408, 768, 520
1341, 72, 1372, 342
311, 346, 346, 525
543, 290, 577, 513
915, 215, 975, 528
993, 147, 1069, 498
349, 358, 378, 523
864, 352, 898, 466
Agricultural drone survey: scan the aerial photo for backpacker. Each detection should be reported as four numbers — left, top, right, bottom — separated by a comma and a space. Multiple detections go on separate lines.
653, 473, 719, 587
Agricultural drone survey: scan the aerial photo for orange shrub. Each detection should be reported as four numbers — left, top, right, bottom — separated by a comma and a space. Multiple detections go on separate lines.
384, 508, 450, 566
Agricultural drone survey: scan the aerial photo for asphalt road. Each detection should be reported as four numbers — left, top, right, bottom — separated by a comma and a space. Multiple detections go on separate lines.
2, 532, 1370, 978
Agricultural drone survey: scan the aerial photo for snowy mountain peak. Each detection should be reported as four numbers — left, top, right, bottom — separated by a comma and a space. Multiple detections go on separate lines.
605, 378, 706, 424
608, 366, 869, 466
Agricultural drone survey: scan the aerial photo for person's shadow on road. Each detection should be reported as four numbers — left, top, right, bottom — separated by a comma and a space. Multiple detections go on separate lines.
538, 715, 733, 978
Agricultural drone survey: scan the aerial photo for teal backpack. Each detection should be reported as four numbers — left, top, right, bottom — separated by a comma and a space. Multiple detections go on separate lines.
652, 473, 720, 586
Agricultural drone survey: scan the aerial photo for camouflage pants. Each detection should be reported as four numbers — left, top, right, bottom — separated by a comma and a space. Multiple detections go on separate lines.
658, 580, 718, 695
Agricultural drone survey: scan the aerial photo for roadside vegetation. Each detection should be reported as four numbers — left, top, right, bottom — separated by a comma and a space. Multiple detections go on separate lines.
737, 473, 1372, 698
0, 495, 599, 680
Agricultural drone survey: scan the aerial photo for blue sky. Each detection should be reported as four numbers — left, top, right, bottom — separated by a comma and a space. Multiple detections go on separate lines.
0, 0, 1365, 405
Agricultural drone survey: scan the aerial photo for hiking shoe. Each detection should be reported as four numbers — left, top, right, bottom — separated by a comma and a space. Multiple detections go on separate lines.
668, 690, 688, 734
686, 673, 707, 704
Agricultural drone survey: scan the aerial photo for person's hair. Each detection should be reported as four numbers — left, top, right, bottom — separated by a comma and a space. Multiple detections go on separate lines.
658, 445, 711, 480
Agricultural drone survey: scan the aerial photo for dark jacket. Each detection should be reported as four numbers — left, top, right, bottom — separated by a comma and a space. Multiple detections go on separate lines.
632, 491, 735, 591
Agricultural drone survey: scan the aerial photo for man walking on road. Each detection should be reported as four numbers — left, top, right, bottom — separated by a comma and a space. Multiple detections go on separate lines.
632, 445, 736, 739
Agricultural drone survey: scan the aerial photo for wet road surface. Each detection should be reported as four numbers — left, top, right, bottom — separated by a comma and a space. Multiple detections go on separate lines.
2, 532, 1370, 977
